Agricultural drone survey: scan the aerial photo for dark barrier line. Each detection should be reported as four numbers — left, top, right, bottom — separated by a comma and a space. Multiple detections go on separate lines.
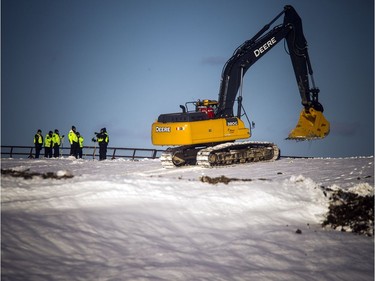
1, 145, 165, 160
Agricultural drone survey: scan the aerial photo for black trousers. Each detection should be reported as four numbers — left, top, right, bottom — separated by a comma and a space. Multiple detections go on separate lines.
35, 145, 42, 158
70, 142, 79, 158
78, 147, 83, 159
44, 146, 52, 158
99, 143, 107, 160
53, 144, 60, 158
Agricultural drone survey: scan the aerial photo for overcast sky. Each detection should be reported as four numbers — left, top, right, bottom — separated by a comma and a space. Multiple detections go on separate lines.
1, 0, 374, 157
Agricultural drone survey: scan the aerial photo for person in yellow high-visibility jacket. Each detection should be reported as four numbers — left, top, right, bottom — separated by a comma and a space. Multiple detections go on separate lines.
33, 129, 43, 158
44, 131, 53, 158
68, 126, 79, 158
77, 132, 84, 159
52, 129, 64, 158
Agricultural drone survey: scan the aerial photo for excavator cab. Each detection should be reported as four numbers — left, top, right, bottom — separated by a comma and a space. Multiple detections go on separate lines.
196, 99, 218, 119
288, 107, 330, 140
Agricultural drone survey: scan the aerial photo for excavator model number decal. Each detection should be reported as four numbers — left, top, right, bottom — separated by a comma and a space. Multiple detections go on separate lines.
226, 118, 238, 126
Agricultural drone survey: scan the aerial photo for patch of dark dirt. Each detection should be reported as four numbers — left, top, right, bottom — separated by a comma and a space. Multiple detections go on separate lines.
1, 169, 74, 180
200, 175, 269, 185
322, 187, 374, 236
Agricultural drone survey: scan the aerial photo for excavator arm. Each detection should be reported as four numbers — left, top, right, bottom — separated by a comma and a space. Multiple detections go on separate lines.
216, 5, 330, 140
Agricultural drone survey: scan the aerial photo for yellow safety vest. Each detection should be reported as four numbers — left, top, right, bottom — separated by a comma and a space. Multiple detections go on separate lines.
52, 133, 61, 146
78, 136, 84, 148
45, 134, 53, 148
97, 132, 109, 144
34, 133, 43, 144
68, 130, 78, 144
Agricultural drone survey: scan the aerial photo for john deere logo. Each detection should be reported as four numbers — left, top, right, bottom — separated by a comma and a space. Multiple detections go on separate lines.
254, 37, 277, 57
155, 126, 171, 133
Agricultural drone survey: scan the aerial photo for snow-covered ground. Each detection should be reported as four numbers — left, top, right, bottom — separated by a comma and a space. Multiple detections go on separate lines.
1, 156, 374, 281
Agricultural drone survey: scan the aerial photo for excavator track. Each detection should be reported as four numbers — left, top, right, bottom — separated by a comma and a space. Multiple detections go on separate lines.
160, 145, 202, 168
197, 141, 280, 167
160, 141, 280, 168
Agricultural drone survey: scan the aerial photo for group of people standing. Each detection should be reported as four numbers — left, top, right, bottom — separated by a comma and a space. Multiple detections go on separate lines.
33, 126, 109, 160
33, 129, 65, 159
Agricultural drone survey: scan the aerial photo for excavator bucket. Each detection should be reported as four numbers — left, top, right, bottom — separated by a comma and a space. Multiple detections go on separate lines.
287, 107, 330, 140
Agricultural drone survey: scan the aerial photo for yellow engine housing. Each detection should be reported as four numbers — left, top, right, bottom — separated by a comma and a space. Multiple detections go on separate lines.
152, 117, 250, 146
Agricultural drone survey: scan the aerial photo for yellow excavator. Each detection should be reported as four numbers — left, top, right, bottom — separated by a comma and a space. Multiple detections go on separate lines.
151, 5, 330, 167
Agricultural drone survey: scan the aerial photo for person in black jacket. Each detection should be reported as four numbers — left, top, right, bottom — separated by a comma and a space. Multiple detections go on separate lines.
93, 128, 109, 160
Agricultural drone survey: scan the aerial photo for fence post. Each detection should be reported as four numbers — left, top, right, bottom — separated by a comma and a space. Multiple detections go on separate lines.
152, 150, 157, 159
132, 149, 137, 160
112, 148, 117, 160
92, 145, 96, 160
29, 147, 34, 158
